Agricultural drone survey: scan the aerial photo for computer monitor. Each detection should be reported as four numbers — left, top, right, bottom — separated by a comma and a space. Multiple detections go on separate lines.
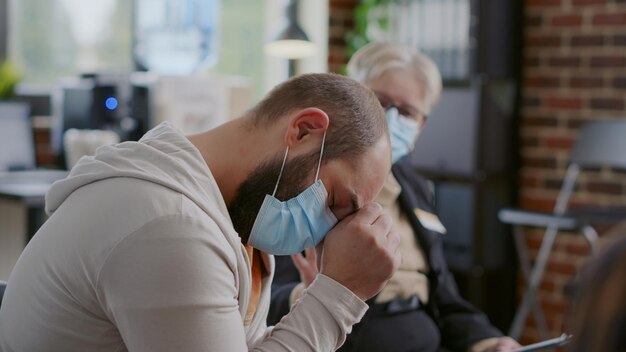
0, 102, 35, 171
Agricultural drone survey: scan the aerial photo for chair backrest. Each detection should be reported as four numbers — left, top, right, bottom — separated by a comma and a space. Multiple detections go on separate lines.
0, 101, 35, 171
0, 280, 7, 308
555, 119, 626, 214
570, 119, 626, 171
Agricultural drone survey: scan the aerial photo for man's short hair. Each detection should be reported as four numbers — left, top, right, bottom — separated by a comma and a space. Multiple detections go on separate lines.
347, 42, 442, 114
247, 73, 387, 162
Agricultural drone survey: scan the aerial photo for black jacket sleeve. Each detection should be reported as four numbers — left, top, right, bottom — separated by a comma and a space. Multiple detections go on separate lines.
427, 234, 503, 351
267, 255, 300, 326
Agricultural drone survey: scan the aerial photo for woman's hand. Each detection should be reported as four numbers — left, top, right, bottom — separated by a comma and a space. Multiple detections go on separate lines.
290, 247, 319, 288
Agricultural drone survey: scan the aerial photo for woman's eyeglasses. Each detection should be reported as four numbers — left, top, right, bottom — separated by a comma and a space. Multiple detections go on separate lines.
374, 91, 428, 126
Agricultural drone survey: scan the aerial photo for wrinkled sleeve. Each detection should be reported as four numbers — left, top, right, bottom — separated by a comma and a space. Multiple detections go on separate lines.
428, 236, 503, 351
255, 274, 367, 351
97, 215, 367, 352
267, 255, 301, 326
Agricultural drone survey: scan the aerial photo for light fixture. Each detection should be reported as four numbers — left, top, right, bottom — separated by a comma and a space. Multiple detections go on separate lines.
264, 0, 316, 60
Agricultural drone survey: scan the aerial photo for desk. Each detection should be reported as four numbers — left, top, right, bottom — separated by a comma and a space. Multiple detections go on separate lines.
0, 170, 68, 280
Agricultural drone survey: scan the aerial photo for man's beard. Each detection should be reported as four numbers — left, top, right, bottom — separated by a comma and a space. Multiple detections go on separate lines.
228, 151, 320, 244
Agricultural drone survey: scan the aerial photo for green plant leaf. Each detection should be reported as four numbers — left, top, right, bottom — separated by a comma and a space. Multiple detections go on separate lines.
0, 61, 21, 99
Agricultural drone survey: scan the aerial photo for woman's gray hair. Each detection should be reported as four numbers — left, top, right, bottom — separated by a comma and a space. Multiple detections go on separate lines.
347, 42, 443, 114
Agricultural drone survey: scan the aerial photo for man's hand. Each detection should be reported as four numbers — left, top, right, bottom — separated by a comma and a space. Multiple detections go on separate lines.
291, 248, 319, 288
318, 202, 401, 301
482, 337, 521, 352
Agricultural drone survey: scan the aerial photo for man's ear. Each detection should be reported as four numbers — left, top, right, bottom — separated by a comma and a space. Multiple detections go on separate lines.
283, 108, 330, 147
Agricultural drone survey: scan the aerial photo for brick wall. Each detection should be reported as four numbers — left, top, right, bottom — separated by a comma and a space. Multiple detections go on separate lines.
328, 0, 358, 73
521, 0, 626, 343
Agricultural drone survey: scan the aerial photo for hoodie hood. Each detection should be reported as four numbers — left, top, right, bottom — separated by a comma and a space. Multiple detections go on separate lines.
46, 123, 231, 226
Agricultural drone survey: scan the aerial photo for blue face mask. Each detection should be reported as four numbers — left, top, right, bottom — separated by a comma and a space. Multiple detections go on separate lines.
386, 107, 421, 164
247, 132, 338, 255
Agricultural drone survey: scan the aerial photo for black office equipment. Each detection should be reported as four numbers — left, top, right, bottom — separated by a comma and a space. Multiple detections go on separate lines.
51, 72, 153, 166
0, 102, 35, 171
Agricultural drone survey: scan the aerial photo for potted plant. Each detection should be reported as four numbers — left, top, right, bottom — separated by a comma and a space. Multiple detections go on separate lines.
0, 60, 20, 100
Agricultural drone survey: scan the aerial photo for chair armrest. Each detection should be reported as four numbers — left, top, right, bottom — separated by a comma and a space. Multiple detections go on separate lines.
567, 206, 626, 224
498, 208, 579, 230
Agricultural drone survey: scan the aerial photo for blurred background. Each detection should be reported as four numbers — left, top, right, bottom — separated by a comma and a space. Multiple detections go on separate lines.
0, 0, 625, 346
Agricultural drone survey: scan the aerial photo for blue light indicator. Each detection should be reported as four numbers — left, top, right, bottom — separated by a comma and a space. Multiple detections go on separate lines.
105, 97, 118, 110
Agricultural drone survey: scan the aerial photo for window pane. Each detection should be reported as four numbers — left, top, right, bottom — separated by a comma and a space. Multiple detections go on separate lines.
9, 0, 133, 85
8, 0, 277, 99
212, 0, 264, 99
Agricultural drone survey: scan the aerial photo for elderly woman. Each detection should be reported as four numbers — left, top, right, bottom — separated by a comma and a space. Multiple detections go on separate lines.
268, 42, 520, 352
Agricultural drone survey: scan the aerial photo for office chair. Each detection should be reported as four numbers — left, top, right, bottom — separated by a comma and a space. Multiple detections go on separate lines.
498, 119, 626, 340
0, 280, 7, 308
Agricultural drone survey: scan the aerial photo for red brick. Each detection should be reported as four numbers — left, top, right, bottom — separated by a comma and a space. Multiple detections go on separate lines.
592, 13, 626, 26
569, 77, 604, 88
329, 37, 346, 46
523, 156, 559, 168
551, 14, 583, 27
542, 298, 569, 315
36, 150, 58, 167
525, 232, 546, 250
572, 0, 606, 4
525, 56, 541, 67
523, 115, 559, 127
567, 117, 590, 129
330, 0, 358, 4
520, 196, 556, 212
524, 76, 561, 88
526, 0, 562, 6
613, 35, 626, 46
565, 242, 592, 256
545, 178, 567, 191
545, 97, 583, 109
329, 0, 359, 10
524, 96, 541, 107
540, 280, 557, 293
545, 136, 576, 149
328, 67, 342, 74
547, 260, 577, 275
590, 56, 626, 67
329, 17, 344, 27
521, 176, 543, 188
547, 56, 581, 67
613, 77, 626, 89
590, 98, 625, 110
570, 34, 605, 47
526, 14, 543, 27
327, 54, 345, 65
522, 136, 540, 147
587, 181, 624, 194
33, 130, 51, 144
526, 34, 561, 48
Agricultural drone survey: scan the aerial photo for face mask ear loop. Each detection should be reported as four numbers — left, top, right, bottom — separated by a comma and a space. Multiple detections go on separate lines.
314, 130, 327, 182
272, 146, 289, 197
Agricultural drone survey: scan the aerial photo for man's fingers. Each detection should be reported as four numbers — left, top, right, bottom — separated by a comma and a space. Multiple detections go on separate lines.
387, 231, 402, 268
291, 253, 308, 272
304, 247, 317, 265
371, 212, 393, 237
352, 202, 384, 225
